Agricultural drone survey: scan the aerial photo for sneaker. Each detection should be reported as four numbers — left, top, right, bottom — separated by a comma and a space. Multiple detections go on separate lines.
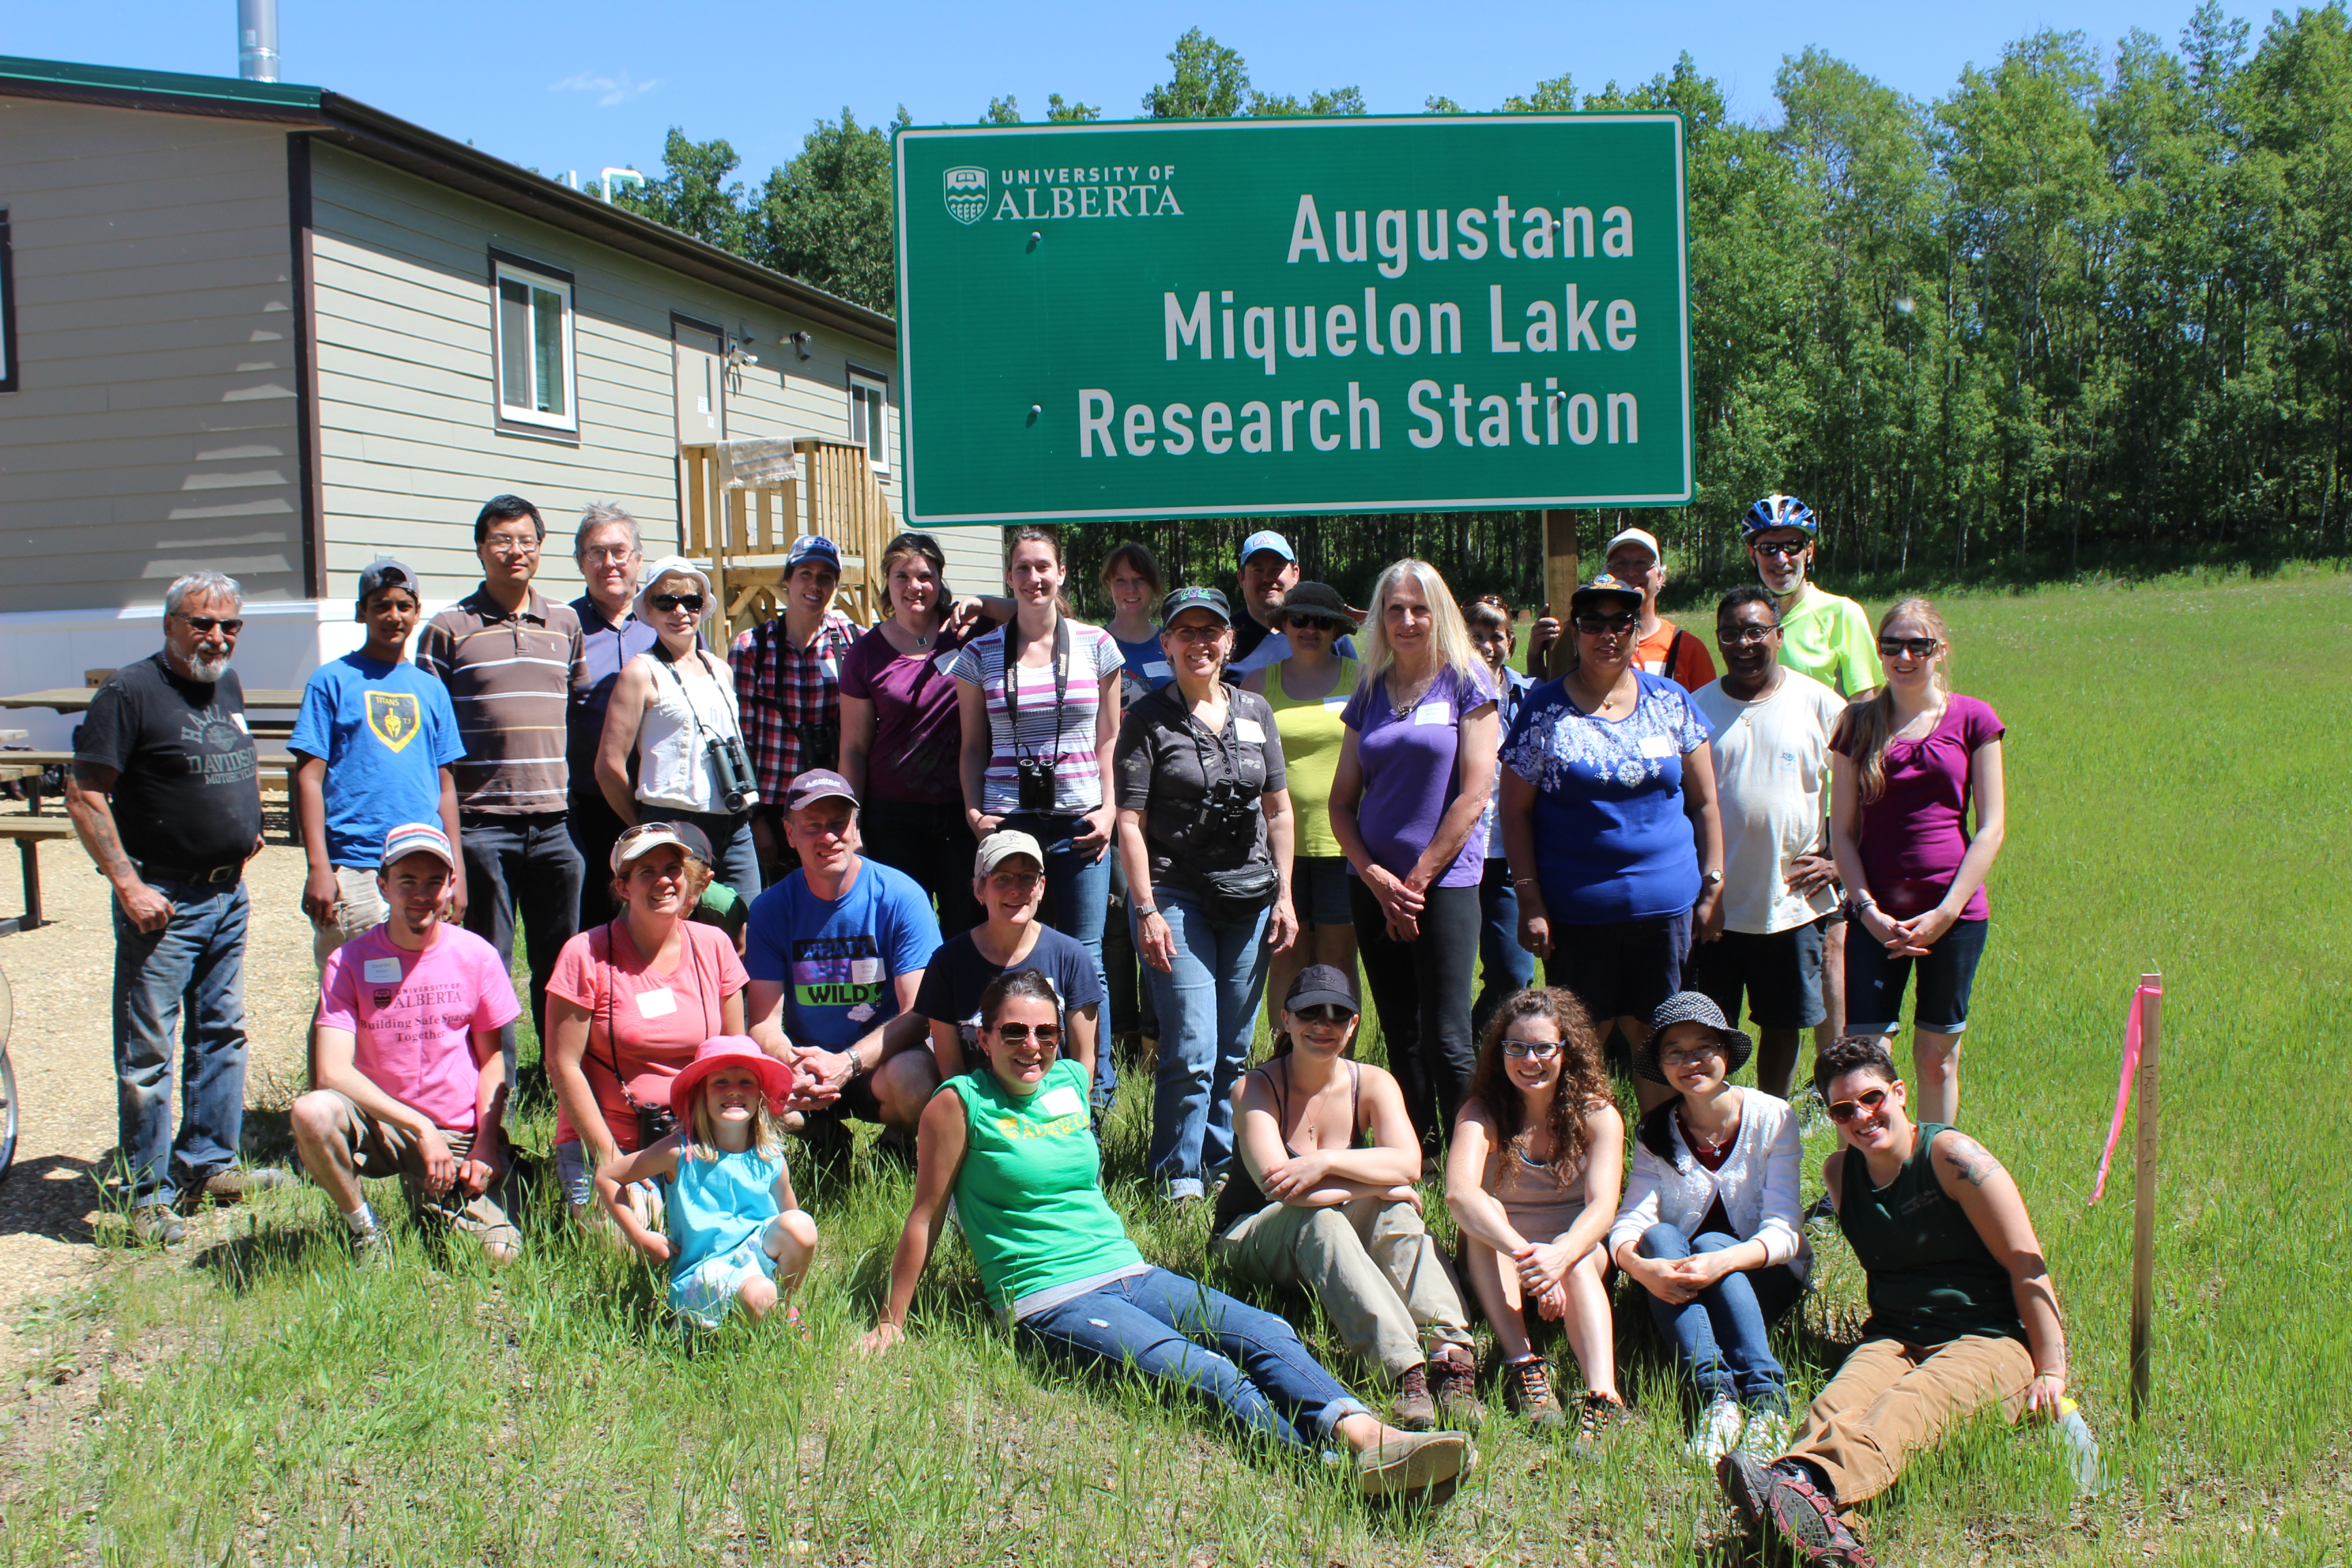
1717, 1450, 1876, 1567
1390, 1363, 1437, 1431
1354, 1429, 1473, 1501
1572, 1391, 1629, 1456
198, 1166, 297, 1205
1499, 1356, 1565, 1433
1686, 1395, 1746, 1463
347, 1218, 394, 1269
129, 1203, 185, 1247
1742, 1407, 1793, 1456
1430, 1355, 1487, 1425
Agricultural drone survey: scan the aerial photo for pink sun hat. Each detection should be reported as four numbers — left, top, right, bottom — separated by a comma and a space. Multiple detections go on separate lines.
668, 1035, 796, 1124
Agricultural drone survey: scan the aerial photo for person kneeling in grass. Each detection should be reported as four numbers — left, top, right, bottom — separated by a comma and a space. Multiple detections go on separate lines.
1716, 1033, 2069, 1567
860, 968, 1475, 1502
1445, 987, 1627, 1446
1610, 992, 1808, 1463
596, 1036, 818, 1329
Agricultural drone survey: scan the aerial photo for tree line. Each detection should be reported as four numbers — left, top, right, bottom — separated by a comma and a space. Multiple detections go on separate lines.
617, 10, 2352, 607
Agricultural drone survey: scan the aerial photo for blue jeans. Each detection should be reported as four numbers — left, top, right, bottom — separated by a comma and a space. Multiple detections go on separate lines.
1636, 1224, 1802, 1407
1142, 888, 1272, 1196
111, 877, 251, 1205
1000, 811, 1113, 1108
460, 812, 585, 1086
1017, 1266, 1373, 1452
1473, 858, 1535, 1041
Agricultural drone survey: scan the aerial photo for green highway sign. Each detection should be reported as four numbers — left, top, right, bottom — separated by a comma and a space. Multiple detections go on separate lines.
894, 114, 1691, 525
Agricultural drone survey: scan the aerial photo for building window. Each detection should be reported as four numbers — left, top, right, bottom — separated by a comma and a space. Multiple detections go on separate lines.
0, 208, 17, 395
492, 255, 576, 432
848, 368, 889, 475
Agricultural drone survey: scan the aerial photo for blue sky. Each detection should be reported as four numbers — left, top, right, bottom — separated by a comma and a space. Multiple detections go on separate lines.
8, 1, 2249, 186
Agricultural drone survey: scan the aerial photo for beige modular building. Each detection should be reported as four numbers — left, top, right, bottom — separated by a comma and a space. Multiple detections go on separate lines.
0, 54, 1002, 745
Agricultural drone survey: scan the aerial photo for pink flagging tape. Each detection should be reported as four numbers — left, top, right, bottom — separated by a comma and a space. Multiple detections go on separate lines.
2091, 983, 2163, 1204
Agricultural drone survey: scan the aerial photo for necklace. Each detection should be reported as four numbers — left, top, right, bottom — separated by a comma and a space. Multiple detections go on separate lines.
1679, 1105, 1737, 1155
1387, 667, 1437, 719
1570, 670, 1633, 717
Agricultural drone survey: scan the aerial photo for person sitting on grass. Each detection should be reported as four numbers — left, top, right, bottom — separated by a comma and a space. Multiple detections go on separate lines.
1209, 966, 1482, 1431
595, 1035, 819, 1330
1715, 1033, 2069, 1568
1610, 992, 1808, 1463
860, 968, 1476, 1503
1444, 987, 1627, 1446
291, 823, 521, 1267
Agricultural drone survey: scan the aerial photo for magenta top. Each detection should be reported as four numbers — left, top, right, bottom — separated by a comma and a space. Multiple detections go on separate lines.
838, 620, 980, 806
1833, 692, 2004, 921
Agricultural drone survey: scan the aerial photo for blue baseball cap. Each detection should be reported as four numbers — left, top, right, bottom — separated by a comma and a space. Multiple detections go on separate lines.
786, 535, 842, 572
1238, 530, 1295, 567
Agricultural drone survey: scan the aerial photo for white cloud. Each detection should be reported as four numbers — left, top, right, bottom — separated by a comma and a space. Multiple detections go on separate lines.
549, 71, 663, 108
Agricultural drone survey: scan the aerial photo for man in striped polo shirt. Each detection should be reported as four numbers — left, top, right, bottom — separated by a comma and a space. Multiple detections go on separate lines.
420, 494, 588, 1094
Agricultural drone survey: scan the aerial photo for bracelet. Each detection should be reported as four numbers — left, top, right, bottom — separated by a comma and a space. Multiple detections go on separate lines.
1132, 904, 1158, 920
1510, 876, 1538, 888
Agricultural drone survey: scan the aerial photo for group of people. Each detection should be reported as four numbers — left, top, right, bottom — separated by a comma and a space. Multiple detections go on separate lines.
65, 491, 2057, 1554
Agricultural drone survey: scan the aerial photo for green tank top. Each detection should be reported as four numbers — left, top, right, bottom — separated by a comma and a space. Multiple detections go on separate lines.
945, 1058, 1143, 1313
1263, 656, 1358, 860
1838, 1122, 2024, 1346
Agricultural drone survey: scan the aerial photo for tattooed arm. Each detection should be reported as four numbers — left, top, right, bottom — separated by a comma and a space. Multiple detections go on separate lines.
1934, 1128, 2068, 1416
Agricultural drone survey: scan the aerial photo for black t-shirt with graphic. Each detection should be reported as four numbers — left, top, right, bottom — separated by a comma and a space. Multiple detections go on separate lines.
74, 652, 261, 870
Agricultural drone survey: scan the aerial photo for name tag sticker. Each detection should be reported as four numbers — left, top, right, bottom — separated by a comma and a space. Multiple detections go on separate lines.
849, 956, 883, 984
635, 987, 678, 1018
1038, 1085, 1085, 1120
362, 957, 402, 983
1637, 733, 1676, 758
1413, 702, 1450, 725
1144, 661, 1172, 679
1235, 718, 1265, 743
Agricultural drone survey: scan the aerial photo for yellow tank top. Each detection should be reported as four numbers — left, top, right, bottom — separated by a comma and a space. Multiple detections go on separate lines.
1263, 656, 1358, 860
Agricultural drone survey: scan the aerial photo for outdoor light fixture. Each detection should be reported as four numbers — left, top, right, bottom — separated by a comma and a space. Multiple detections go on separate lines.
787, 331, 813, 361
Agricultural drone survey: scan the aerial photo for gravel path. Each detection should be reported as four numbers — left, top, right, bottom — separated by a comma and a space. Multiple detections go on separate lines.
0, 811, 317, 1354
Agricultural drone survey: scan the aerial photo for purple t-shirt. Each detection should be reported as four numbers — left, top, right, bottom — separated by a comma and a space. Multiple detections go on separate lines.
1833, 691, 2004, 921
1341, 664, 1497, 889
838, 621, 978, 806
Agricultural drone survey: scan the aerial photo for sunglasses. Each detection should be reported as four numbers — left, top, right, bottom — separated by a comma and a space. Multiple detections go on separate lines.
1292, 1004, 1354, 1026
1501, 1037, 1562, 1059
1877, 636, 1939, 659
1753, 540, 1810, 560
1286, 614, 1342, 632
993, 1023, 1062, 1047
1826, 1086, 1893, 1124
1573, 612, 1637, 636
173, 614, 246, 635
650, 593, 706, 613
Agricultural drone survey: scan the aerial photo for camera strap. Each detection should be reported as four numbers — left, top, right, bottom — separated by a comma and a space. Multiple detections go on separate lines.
652, 644, 730, 747
596, 917, 711, 1120
1001, 615, 1072, 767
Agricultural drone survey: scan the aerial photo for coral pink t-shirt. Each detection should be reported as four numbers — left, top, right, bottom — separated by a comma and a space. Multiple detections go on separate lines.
544, 919, 748, 1150
318, 924, 520, 1132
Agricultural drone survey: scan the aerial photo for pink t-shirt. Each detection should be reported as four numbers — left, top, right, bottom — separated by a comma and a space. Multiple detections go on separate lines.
544, 920, 749, 1149
318, 924, 521, 1131
1833, 691, 2005, 921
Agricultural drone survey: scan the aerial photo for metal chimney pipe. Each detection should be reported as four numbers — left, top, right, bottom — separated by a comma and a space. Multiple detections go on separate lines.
238, 0, 279, 82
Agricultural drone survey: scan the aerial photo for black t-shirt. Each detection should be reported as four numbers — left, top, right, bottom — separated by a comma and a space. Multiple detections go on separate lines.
74, 653, 261, 870
912, 924, 1103, 1058
1112, 685, 1288, 898
1230, 613, 1273, 664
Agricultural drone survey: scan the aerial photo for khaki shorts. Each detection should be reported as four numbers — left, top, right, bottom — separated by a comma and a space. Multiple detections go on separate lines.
310, 1090, 519, 1259
312, 866, 387, 972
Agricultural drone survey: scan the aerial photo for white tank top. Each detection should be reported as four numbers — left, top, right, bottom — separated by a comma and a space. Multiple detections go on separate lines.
634, 650, 742, 813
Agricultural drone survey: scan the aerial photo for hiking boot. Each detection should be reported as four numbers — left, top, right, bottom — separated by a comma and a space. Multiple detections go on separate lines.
1390, 1363, 1437, 1431
196, 1166, 297, 1206
1573, 1391, 1630, 1456
346, 1218, 394, 1269
1717, 1450, 1876, 1567
1499, 1356, 1565, 1433
129, 1203, 184, 1247
1430, 1354, 1487, 1425
1686, 1395, 1747, 1463
1354, 1429, 1474, 1501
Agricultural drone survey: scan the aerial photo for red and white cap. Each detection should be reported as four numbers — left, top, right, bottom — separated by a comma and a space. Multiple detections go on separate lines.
378, 821, 456, 871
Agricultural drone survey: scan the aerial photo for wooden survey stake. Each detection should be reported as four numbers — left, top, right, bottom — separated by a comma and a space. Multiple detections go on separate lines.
2129, 973, 2163, 1420
1542, 511, 1582, 680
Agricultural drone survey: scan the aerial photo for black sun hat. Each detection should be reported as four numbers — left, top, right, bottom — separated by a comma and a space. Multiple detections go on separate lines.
1635, 991, 1755, 1085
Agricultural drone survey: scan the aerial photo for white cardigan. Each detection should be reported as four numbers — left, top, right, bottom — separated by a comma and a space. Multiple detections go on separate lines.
1607, 1087, 1810, 1275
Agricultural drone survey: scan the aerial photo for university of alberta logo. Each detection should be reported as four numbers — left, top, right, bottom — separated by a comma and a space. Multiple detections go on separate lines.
943, 165, 989, 225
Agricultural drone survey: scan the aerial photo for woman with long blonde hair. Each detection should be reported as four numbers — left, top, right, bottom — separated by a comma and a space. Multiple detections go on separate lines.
1828, 598, 2006, 1124
1328, 559, 1499, 1158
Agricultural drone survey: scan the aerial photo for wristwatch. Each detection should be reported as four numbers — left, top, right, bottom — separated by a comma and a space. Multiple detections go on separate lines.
1132, 904, 1158, 921
1701, 868, 1725, 888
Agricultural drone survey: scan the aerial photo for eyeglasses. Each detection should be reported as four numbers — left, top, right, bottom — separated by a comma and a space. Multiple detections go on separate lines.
1166, 623, 1226, 644
1660, 1043, 1725, 1068
1286, 614, 1341, 632
1501, 1037, 1562, 1060
987, 871, 1041, 893
581, 546, 639, 564
1292, 1004, 1353, 1026
482, 533, 542, 556
172, 613, 246, 635
1718, 624, 1777, 645
1877, 636, 1939, 659
1572, 612, 1637, 636
1753, 540, 1810, 560
650, 593, 706, 613
993, 1023, 1062, 1047
1826, 1086, 1892, 1124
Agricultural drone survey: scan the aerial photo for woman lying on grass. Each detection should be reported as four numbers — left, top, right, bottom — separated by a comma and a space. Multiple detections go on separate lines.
1715, 1033, 2069, 1568
860, 968, 1475, 1503
595, 1036, 819, 1329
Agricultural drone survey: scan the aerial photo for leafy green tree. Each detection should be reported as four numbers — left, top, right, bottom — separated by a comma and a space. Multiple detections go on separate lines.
1046, 93, 1101, 121
750, 108, 904, 312
612, 129, 751, 253
1144, 28, 1250, 118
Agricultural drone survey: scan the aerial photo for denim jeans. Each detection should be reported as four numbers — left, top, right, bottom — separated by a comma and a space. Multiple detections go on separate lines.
1636, 1223, 1803, 1407
1350, 879, 1482, 1153
1142, 888, 1272, 1196
460, 812, 584, 1086
638, 804, 762, 911
1017, 1266, 1373, 1452
567, 789, 630, 931
111, 877, 251, 1205
1473, 858, 1535, 1043
860, 796, 982, 938
1000, 811, 1113, 1109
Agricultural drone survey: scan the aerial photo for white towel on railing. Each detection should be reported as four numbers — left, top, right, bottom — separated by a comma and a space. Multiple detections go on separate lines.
717, 437, 801, 490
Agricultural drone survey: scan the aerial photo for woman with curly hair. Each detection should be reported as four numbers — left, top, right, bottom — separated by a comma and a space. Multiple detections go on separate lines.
1444, 987, 1627, 1446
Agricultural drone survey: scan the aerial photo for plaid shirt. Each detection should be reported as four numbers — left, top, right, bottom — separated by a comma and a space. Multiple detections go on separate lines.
732, 608, 859, 802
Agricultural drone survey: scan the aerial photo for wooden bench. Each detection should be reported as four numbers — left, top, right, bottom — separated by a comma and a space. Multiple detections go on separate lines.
0, 819, 78, 936
3, 750, 297, 815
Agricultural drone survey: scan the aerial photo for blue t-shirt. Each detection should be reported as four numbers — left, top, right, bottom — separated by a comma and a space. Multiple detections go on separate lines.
745, 858, 943, 1052
1113, 631, 1173, 698
1501, 670, 1712, 923
289, 653, 466, 869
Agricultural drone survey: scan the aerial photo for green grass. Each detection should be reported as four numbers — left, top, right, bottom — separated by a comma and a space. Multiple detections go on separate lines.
10, 570, 2352, 1565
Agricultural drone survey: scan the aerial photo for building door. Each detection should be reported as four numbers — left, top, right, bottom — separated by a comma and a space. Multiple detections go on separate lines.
673, 317, 725, 556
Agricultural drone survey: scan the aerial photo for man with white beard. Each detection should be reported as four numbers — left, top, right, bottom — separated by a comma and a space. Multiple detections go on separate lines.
67, 572, 288, 1245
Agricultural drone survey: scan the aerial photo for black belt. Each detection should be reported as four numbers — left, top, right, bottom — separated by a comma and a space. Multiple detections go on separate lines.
139, 862, 242, 886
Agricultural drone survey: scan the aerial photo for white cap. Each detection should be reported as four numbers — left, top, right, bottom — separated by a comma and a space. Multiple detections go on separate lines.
1605, 527, 1662, 564
634, 555, 715, 621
